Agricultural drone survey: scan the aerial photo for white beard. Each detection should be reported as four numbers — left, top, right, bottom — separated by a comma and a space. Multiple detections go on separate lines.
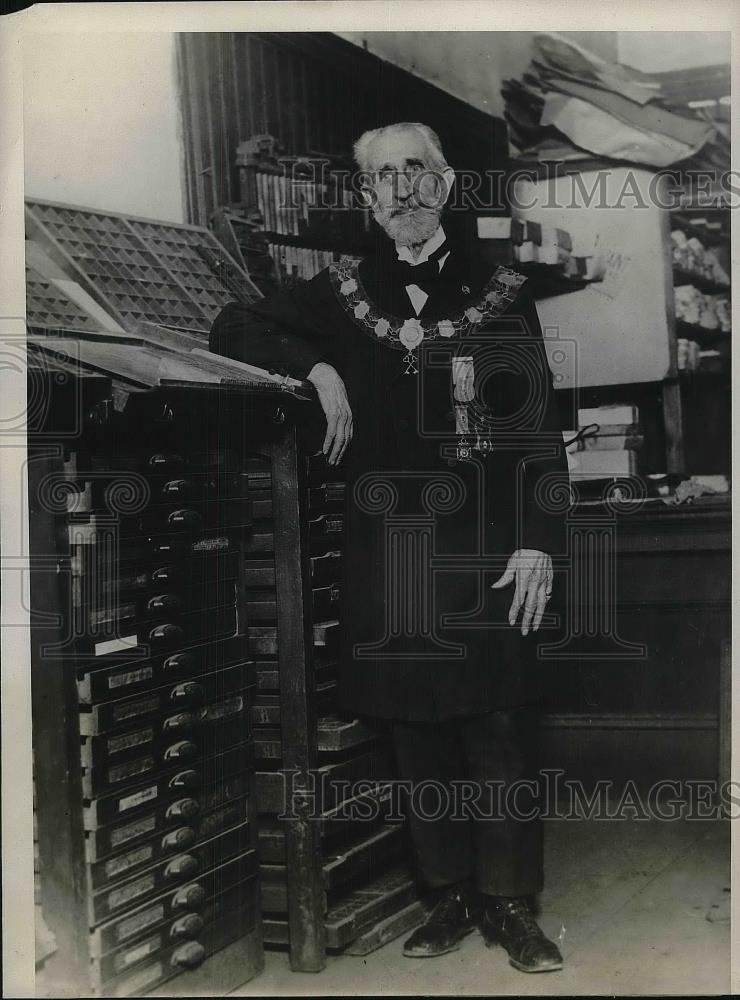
374, 205, 442, 249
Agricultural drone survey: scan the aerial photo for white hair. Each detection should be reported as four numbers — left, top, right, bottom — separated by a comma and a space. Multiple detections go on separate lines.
353, 122, 449, 173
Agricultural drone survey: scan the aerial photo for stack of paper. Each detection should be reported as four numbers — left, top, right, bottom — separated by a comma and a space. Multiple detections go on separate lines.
501, 33, 727, 173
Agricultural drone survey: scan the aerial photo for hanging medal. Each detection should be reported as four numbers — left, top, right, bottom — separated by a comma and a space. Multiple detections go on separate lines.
452, 356, 475, 458
399, 319, 424, 375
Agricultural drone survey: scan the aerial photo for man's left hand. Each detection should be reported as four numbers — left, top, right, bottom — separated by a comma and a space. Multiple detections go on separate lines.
491, 549, 553, 636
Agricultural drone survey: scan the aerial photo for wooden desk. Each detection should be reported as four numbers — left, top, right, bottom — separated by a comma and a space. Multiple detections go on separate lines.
539, 497, 731, 787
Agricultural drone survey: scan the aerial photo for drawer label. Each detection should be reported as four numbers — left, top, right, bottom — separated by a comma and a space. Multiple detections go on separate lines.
110, 814, 157, 848
117, 903, 165, 943
199, 696, 243, 723
118, 785, 158, 813
198, 803, 244, 838
90, 603, 136, 627
113, 696, 160, 723
192, 536, 229, 552
107, 728, 153, 755
107, 873, 156, 912
115, 934, 161, 972
108, 757, 154, 785
201, 776, 246, 812
104, 844, 154, 879
95, 634, 138, 657
108, 666, 154, 691
113, 960, 163, 996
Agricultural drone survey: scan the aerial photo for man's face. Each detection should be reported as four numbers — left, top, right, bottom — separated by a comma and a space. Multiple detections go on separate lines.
362, 128, 451, 247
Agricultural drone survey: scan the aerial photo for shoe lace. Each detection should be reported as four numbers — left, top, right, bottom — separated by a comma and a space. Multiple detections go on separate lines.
500, 898, 541, 937
430, 889, 472, 923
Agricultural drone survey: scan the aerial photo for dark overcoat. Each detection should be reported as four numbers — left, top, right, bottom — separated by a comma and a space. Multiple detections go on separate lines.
210, 226, 569, 722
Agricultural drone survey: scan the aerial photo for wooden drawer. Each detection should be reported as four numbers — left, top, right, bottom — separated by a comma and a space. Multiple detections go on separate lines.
83, 742, 254, 830
245, 584, 340, 623
262, 865, 416, 950
242, 551, 342, 589
84, 551, 240, 598
88, 824, 254, 925
76, 606, 238, 662
84, 581, 238, 633
88, 806, 251, 892
90, 850, 259, 958
81, 691, 251, 775
247, 620, 338, 657
109, 530, 240, 569
86, 776, 251, 862
76, 635, 250, 705
244, 513, 343, 554
115, 498, 251, 536
98, 904, 259, 997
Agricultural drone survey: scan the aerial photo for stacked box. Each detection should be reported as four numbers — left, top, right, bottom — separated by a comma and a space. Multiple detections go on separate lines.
243, 455, 419, 957
565, 405, 643, 480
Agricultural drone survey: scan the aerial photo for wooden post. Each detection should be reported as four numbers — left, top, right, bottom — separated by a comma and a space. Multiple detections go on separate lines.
269, 424, 326, 971
717, 639, 731, 805
662, 379, 685, 474
29, 447, 91, 996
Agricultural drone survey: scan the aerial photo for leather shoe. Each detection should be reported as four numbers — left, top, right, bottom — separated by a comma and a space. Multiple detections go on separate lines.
403, 882, 480, 958
479, 897, 563, 972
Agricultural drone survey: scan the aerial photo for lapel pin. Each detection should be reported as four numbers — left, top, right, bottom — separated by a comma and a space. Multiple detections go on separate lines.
461, 285, 470, 295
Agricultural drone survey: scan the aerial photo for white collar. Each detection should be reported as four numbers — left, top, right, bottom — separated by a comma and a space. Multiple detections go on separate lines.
395, 226, 447, 266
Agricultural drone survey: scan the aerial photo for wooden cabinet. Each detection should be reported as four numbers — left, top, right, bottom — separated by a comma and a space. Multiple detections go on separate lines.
29, 352, 421, 986
29, 372, 270, 996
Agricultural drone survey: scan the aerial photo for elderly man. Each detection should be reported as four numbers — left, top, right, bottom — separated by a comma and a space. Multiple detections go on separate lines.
211, 122, 568, 973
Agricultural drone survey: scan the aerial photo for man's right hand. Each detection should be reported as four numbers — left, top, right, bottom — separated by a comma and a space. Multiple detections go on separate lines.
306, 362, 353, 465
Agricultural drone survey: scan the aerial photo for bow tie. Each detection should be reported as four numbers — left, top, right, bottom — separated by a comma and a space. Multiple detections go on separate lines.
390, 243, 450, 290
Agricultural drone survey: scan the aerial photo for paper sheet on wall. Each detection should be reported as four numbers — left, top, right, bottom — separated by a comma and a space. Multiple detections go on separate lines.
590, 248, 631, 300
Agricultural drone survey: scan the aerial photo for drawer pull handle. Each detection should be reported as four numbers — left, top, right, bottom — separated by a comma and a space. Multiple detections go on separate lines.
171, 940, 205, 969
151, 565, 183, 584
148, 594, 183, 612
151, 539, 188, 558
168, 509, 201, 528
163, 711, 196, 732
164, 854, 199, 881
170, 913, 204, 940
170, 682, 204, 704
163, 652, 195, 673
165, 798, 199, 820
169, 769, 199, 789
161, 827, 196, 851
149, 624, 184, 645
164, 740, 197, 762
148, 453, 184, 468
162, 479, 192, 497
172, 883, 206, 910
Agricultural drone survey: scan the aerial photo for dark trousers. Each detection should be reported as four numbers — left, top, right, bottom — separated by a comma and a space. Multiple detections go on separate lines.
391, 707, 543, 898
